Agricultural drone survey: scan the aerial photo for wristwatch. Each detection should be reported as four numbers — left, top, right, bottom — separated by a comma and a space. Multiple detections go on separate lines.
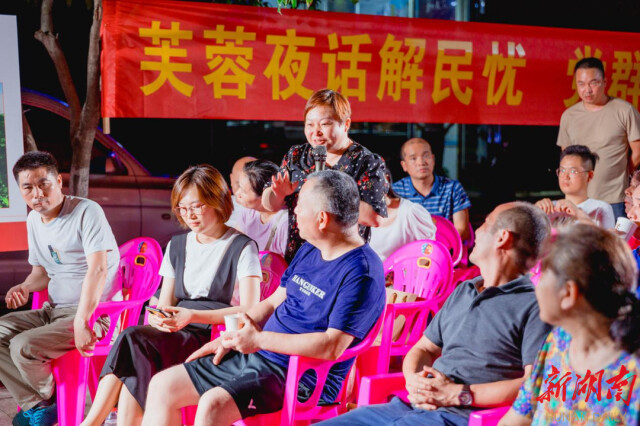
458, 384, 473, 406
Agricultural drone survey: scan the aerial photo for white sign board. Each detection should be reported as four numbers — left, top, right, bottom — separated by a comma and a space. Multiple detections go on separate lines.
0, 15, 26, 224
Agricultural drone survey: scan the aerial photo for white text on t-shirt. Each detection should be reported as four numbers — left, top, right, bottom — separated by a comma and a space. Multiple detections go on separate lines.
292, 274, 326, 299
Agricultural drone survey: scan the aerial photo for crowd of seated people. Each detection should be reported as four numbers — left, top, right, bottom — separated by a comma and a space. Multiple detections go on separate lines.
4, 84, 640, 426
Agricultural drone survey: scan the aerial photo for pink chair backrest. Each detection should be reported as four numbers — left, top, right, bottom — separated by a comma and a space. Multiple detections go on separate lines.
375, 298, 441, 374
115, 238, 163, 300
258, 251, 287, 300
113, 237, 163, 329
431, 215, 463, 266
383, 239, 454, 302
529, 260, 542, 286
461, 222, 475, 266
31, 237, 163, 316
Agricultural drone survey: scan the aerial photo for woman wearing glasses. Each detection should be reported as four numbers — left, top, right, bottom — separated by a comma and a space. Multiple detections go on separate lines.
534, 145, 615, 228
82, 165, 261, 426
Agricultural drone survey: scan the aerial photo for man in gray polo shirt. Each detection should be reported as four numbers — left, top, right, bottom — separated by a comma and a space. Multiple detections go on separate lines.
1, 151, 120, 426
318, 202, 552, 426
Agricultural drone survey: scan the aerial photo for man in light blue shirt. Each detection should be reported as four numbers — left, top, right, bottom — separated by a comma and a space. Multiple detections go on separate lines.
392, 138, 471, 240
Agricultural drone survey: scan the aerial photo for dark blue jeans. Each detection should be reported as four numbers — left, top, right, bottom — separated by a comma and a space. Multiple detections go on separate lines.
315, 397, 468, 426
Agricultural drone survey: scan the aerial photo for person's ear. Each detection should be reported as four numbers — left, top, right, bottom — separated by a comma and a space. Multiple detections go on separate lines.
317, 210, 329, 231
400, 160, 408, 173
495, 228, 513, 250
559, 280, 579, 311
56, 174, 63, 186
343, 118, 351, 133
587, 170, 594, 182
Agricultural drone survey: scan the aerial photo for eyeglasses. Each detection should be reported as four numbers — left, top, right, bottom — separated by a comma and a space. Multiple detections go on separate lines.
577, 80, 604, 89
556, 167, 590, 177
174, 204, 206, 216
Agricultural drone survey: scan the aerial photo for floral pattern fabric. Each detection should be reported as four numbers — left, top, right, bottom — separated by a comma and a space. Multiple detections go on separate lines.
512, 327, 640, 425
276, 141, 388, 262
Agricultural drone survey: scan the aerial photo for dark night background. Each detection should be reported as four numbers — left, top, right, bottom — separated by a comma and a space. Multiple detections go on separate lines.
1, 0, 639, 222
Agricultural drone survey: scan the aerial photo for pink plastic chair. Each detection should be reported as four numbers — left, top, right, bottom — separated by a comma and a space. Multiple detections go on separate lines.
431, 215, 463, 267
258, 251, 287, 300
374, 240, 453, 375
181, 311, 385, 426
461, 222, 475, 267
228, 310, 385, 426
468, 406, 510, 425
383, 239, 454, 303
449, 221, 481, 285
29, 237, 163, 426
529, 260, 542, 286
357, 372, 407, 406
374, 297, 441, 374
357, 373, 509, 425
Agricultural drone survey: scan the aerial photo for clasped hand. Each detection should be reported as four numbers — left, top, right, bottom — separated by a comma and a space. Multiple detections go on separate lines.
405, 366, 462, 410
535, 198, 578, 217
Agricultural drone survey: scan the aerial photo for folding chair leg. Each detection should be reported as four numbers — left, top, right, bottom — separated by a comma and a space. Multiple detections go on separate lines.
52, 350, 90, 426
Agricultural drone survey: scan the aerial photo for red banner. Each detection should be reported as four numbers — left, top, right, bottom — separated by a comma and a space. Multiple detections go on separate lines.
101, 0, 640, 124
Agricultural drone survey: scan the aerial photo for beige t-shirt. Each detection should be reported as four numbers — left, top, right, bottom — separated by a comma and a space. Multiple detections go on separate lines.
557, 97, 640, 204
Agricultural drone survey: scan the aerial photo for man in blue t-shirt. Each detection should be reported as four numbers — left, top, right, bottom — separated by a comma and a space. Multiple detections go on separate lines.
143, 170, 386, 424
392, 138, 472, 241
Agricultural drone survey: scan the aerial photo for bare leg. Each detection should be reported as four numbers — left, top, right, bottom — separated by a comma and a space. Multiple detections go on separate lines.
80, 374, 122, 426
117, 385, 144, 426
142, 365, 200, 426
194, 387, 242, 426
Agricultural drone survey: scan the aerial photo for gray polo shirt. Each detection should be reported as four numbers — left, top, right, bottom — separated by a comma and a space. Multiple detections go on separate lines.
424, 275, 551, 419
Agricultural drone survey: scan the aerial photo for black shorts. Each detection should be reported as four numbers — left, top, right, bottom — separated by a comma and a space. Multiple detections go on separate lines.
184, 351, 288, 419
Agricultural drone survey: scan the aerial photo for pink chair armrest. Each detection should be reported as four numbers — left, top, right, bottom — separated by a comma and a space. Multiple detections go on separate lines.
31, 289, 49, 310
357, 372, 407, 406
468, 405, 510, 426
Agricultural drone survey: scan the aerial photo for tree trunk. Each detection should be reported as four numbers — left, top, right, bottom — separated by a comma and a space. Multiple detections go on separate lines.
22, 108, 37, 152
34, 0, 102, 197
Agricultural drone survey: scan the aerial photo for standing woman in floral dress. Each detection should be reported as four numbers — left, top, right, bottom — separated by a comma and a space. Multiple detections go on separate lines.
262, 88, 389, 262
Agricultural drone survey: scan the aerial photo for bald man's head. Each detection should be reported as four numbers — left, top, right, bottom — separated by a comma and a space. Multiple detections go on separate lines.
399, 138, 435, 181
230, 156, 257, 194
400, 138, 431, 160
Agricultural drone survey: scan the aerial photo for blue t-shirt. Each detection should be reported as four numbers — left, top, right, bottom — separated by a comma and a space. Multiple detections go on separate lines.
258, 242, 386, 401
392, 175, 471, 221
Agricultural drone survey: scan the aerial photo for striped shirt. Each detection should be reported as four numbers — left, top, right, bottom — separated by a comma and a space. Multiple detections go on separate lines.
392, 175, 471, 220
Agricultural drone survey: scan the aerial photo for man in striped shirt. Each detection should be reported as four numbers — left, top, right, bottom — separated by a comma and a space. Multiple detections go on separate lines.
392, 138, 471, 241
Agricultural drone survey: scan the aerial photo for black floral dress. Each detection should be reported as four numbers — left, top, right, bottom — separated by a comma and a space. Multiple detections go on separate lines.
276, 141, 388, 262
